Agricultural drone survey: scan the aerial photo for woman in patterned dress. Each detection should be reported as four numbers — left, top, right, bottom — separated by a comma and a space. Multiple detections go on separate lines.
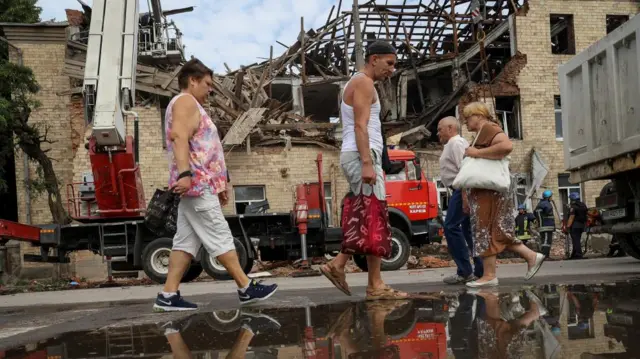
459, 101, 545, 288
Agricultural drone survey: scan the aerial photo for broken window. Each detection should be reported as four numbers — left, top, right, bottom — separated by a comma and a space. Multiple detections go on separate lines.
514, 174, 532, 211
554, 96, 563, 140
435, 179, 449, 217
550, 14, 576, 55
233, 185, 266, 215
495, 96, 522, 140
606, 15, 629, 34
324, 182, 333, 227
558, 174, 581, 220
302, 83, 340, 122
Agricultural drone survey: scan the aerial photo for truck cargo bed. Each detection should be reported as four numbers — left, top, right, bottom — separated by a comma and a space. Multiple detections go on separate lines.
559, 14, 640, 177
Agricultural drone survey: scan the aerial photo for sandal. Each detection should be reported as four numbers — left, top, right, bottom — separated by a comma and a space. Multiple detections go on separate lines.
320, 263, 351, 296
366, 285, 410, 301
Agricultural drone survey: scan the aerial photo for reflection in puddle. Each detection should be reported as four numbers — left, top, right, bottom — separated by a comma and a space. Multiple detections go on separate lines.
2, 280, 639, 358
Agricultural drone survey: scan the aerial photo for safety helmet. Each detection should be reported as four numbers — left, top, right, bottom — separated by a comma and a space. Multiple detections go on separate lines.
569, 192, 580, 201
518, 204, 526, 211
543, 190, 553, 199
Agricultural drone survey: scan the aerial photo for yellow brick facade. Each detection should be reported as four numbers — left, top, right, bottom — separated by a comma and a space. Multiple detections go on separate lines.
508, 0, 636, 209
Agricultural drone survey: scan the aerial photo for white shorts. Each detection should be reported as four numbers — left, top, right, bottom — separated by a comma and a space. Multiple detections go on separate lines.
172, 187, 235, 258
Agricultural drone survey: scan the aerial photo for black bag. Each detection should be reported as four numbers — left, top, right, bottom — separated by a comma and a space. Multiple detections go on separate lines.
144, 188, 180, 237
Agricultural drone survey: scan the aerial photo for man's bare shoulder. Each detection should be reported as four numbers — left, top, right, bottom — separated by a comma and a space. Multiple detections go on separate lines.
350, 75, 375, 90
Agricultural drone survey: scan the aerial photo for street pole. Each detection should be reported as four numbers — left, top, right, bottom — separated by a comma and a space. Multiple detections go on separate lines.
353, 0, 364, 70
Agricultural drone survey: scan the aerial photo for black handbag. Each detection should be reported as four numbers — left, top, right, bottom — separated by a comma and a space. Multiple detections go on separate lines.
144, 187, 180, 237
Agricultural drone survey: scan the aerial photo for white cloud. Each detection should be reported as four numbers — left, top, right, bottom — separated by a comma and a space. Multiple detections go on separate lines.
36, 0, 336, 72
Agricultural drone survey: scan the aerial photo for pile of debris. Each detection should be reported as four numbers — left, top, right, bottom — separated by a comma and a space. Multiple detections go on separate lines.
62, 8, 338, 151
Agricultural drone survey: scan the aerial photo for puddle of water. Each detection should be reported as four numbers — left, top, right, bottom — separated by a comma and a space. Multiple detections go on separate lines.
2, 280, 640, 359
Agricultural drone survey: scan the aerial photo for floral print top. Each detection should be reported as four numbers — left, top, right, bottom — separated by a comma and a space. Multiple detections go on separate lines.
165, 92, 228, 197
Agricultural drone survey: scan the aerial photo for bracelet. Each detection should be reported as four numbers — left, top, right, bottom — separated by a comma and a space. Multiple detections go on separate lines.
177, 170, 192, 180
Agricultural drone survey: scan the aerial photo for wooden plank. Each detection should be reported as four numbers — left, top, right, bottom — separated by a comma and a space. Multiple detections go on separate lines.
212, 78, 249, 111
56, 87, 83, 96
258, 123, 336, 131
162, 65, 182, 89
212, 96, 241, 119
135, 83, 174, 97
222, 108, 267, 146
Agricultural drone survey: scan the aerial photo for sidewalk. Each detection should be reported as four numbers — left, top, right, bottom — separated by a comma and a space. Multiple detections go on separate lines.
0, 257, 637, 308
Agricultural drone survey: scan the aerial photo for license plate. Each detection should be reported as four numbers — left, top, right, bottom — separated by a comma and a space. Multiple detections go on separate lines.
608, 313, 633, 326
602, 208, 627, 221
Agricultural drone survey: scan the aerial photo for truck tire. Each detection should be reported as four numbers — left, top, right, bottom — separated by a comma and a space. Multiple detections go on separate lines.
204, 309, 243, 332
617, 234, 640, 260
201, 237, 253, 280
353, 228, 411, 272
141, 237, 204, 284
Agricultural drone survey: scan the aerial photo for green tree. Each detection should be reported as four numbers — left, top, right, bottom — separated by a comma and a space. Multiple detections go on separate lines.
1, 0, 71, 224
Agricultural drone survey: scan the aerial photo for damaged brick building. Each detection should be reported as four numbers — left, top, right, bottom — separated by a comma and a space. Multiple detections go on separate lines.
0, 0, 637, 279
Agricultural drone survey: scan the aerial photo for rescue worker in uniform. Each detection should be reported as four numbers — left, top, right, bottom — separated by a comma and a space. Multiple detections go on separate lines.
565, 192, 588, 259
535, 190, 556, 258
515, 204, 535, 243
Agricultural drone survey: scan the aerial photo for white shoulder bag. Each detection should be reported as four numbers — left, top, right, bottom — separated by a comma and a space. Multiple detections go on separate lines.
452, 124, 511, 193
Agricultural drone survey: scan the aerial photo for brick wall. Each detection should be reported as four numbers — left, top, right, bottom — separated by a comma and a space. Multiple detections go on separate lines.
456, 0, 637, 213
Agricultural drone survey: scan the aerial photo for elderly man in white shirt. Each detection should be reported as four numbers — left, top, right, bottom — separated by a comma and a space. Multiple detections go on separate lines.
437, 116, 484, 284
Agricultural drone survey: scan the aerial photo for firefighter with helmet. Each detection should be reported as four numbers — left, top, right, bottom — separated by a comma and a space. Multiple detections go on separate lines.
515, 204, 535, 242
535, 190, 557, 258
564, 192, 588, 259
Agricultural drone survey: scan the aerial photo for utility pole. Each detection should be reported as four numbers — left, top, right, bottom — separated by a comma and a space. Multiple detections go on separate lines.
353, 0, 364, 69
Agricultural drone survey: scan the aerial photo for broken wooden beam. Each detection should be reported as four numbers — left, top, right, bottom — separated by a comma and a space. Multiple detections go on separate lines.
222, 108, 267, 146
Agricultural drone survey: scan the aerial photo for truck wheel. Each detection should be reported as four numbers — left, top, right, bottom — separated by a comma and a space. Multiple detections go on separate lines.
204, 309, 243, 332
617, 234, 640, 260
141, 237, 203, 284
353, 228, 411, 272
201, 238, 253, 280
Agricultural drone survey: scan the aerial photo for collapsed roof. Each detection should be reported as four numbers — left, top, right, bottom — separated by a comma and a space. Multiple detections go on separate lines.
58, 0, 528, 150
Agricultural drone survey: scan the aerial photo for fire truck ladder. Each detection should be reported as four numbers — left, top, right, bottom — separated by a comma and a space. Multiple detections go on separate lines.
98, 222, 130, 263
105, 325, 136, 358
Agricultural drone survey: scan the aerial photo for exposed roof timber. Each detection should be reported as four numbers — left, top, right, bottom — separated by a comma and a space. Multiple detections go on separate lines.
231, 0, 525, 77
410, 15, 511, 76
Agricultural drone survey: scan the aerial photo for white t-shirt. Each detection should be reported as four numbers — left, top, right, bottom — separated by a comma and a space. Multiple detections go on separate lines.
439, 134, 468, 187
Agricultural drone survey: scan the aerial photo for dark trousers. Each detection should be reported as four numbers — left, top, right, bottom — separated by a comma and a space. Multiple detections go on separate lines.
450, 293, 479, 358
445, 189, 483, 278
540, 231, 553, 257
570, 227, 584, 258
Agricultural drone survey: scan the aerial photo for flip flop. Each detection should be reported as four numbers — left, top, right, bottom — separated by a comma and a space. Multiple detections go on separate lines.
320, 264, 351, 296
366, 286, 410, 301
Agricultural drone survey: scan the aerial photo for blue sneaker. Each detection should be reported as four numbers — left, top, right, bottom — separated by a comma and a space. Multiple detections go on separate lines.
153, 291, 198, 312
238, 280, 278, 305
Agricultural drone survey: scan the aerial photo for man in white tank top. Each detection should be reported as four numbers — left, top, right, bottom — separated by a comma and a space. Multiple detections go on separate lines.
320, 41, 409, 300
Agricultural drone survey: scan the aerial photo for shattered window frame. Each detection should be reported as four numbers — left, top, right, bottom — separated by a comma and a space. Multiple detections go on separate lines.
558, 173, 582, 220
495, 96, 523, 140
514, 174, 532, 212
606, 14, 629, 34
434, 179, 450, 217
554, 95, 563, 140
550, 14, 576, 55
233, 185, 267, 215
324, 181, 333, 227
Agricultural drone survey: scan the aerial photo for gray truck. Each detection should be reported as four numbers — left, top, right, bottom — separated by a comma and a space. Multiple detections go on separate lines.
558, 14, 640, 260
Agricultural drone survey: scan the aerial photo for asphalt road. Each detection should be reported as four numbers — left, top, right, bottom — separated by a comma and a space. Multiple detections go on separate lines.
0, 256, 638, 350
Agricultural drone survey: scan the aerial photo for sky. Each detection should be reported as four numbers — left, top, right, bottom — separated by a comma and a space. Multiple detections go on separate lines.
35, 0, 347, 73
37, 0, 459, 73
36, 0, 479, 73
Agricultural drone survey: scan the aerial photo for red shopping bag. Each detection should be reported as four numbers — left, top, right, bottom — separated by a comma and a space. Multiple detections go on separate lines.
340, 190, 392, 258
